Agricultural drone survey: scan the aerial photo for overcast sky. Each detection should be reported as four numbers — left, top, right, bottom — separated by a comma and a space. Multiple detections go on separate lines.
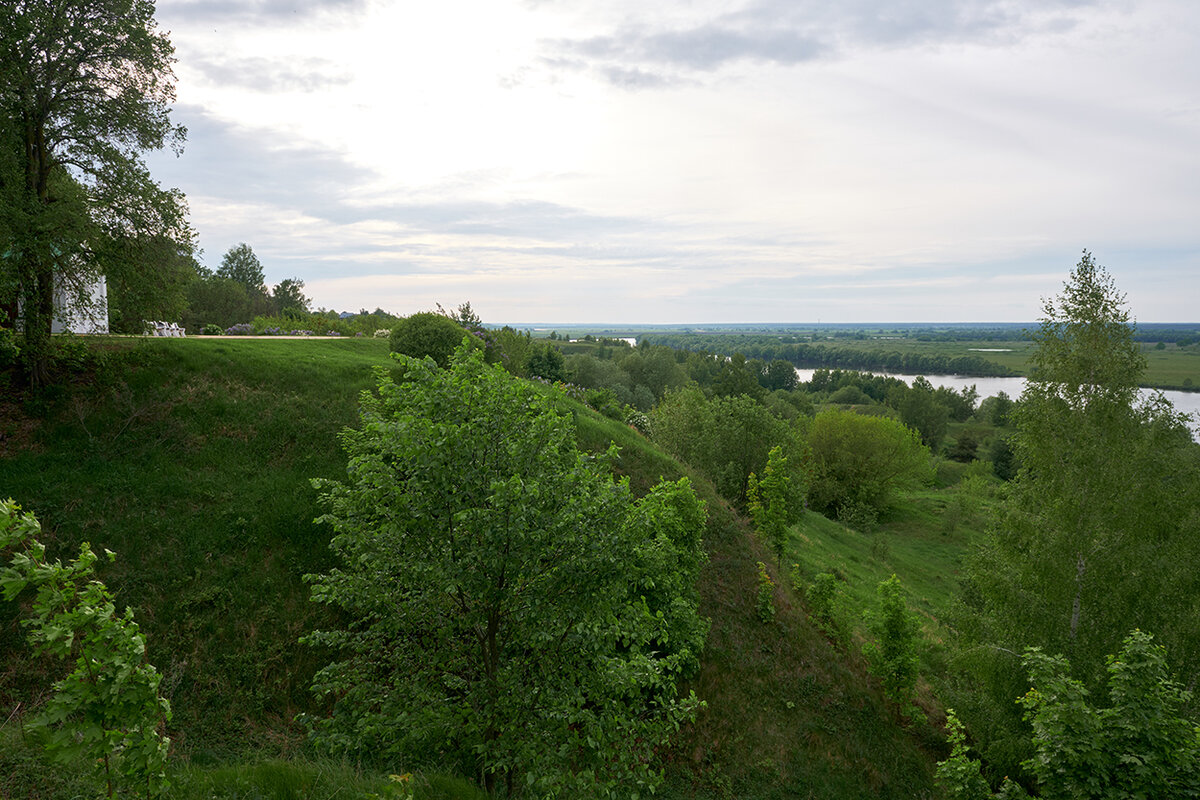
146, 0, 1200, 323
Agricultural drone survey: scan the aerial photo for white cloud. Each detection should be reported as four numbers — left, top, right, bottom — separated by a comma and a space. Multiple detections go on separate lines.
145, 0, 1200, 321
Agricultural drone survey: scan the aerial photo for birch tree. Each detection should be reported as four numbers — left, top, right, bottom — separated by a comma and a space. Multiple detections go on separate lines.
954, 252, 1200, 774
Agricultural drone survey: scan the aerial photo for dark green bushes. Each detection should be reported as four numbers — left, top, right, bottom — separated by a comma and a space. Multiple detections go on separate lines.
388, 312, 476, 367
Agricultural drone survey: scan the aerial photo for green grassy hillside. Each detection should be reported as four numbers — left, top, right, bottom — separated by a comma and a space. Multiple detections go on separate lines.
1, 337, 946, 798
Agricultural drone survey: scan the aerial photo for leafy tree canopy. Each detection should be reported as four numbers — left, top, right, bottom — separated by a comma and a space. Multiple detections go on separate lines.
388, 310, 476, 368
216, 243, 265, 294
954, 252, 1200, 775
270, 276, 309, 315
938, 631, 1200, 800
651, 385, 807, 508
806, 408, 931, 516
303, 347, 706, 796
1, 0, 190, 383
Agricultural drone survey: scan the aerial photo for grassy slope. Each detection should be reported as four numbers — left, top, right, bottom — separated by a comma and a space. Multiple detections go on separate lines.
1, 337, 396, 758
569, 406, 943, 798
2, 337, 943, 798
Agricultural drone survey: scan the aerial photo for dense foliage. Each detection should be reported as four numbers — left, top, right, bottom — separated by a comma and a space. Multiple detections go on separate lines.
650, 384, 807, 507
387, 311, 478, 367
861, 575, 920, 717
806, 409, 932, 517
644, 334, 1017, 377
747, 445, 793, 564
938, 631, 1200, 799
303, 347, 707, 796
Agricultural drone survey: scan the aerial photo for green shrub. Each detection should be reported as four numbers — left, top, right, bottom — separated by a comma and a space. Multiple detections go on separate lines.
934, 711, 993, 800
828, 384, 870, 405
937, 631, 1200, 799
789, 562, 805, 594
747, 446, 791, 563
0, 326, 20, 369
836, 498, 878, 533
807, 408, 932, 515
1, 499, 171, 799
388, 312, 475, 368
303, 347, 705, 795
807, 572, 843, 639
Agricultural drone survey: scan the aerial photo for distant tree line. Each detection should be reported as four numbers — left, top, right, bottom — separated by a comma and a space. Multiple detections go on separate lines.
644, 334, 1017, 377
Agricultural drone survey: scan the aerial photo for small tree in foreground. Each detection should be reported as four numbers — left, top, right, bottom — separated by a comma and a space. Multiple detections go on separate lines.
862, 575, 920, 718
937, 630, 1200, 799
0, 499, 171, 798
747, 445, 791, 564
304, 346, 707, 797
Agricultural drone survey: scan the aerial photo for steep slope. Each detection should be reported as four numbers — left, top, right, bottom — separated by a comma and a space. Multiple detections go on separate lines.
1, 337, 941, 796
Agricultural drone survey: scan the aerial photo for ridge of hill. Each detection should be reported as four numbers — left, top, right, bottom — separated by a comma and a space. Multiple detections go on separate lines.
1, 337, 942, 798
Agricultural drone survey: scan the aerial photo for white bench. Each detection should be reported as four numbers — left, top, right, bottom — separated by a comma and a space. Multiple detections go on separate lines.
146, 321, 186, 337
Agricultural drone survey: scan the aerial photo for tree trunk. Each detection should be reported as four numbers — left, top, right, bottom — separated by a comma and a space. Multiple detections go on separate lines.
16, 249, 53, 388
19, 102, 56, 389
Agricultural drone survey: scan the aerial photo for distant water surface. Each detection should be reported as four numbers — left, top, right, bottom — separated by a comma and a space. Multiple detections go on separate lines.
794, 368, 1200, 435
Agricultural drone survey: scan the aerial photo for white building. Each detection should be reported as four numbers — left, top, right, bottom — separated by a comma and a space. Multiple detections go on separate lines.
51, 274, 109, 334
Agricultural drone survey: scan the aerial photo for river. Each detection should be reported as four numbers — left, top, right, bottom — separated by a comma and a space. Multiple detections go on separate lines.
794, 368, 1200, 434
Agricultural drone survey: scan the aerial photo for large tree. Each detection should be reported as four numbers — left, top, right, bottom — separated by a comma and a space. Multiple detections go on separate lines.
954, 252, 1200, 775
270, 276, 309, 315
0, 0, 189, 384
105, 234, 198, 333
216, 243, 265, 295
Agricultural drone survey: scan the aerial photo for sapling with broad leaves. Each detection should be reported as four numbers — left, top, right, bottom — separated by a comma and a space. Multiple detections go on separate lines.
747, 445, 791, 564
0, 499, 171, 799
862, 574, 921, 719
937, 630, 1200, 799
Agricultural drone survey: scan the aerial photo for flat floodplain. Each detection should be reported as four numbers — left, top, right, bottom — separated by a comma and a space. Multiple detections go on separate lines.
730, 335, 1198, 390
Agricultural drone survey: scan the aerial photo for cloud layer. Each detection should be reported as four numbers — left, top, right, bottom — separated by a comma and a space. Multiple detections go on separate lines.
142, 0, 1200, 322
541, 0, 1103, 86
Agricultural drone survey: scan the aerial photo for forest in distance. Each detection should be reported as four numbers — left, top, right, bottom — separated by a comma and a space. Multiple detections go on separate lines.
516, 320, 1200, 392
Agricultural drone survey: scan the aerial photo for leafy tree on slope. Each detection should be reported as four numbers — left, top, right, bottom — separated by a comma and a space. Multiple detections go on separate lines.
303, 346, 706, 797
953, 252, 1200, 774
